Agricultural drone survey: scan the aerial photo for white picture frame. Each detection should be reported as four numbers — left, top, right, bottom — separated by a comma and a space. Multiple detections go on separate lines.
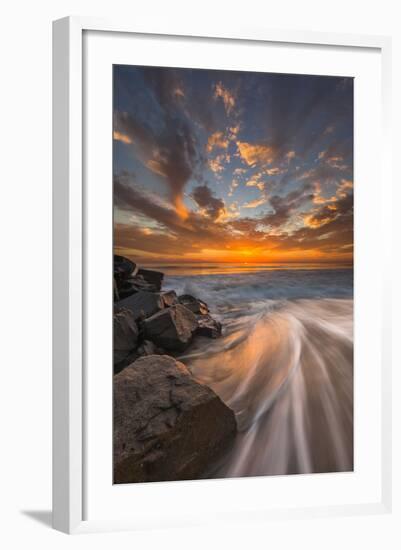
52, 16, 392, 534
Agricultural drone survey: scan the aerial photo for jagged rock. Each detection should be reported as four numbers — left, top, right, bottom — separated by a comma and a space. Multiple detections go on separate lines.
114, 255, 137, 280
143, 304, 198, 351
178, 294, 209, 315
196, 314, 222, 339
113, 308, 138, 366
159, 290, 178, 307
113, 355, 237, 483
137, 268, 164, 291
117, 290, 164, 321
125, 276, 160, 293
117, 280, 139, 300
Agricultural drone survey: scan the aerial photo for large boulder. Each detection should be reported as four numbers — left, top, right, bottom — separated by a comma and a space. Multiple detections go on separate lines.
117, 290, 164, 321
143, 304, 197, 351
137, 268, 164, 291
159, 290, 178, 308
125, 276, 160, 294
113, 355, 237, 483
196, 314, 222, 339
114, 255, 137, 280
178, 294, 209, 315
113, 308, 138, 366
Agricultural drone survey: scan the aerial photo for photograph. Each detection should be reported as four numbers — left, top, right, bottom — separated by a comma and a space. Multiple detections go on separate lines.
112, 64, 354, 484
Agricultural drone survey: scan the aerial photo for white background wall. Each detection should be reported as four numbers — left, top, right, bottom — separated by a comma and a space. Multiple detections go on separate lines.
0, 0, 399, 548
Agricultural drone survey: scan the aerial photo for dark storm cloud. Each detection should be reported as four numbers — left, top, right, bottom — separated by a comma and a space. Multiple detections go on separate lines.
191, 184, 225, 220
262, 183, 314, 228
303, 193, 353, 228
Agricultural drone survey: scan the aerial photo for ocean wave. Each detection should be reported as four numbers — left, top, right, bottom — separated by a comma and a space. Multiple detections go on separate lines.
180, 297, 353, 477
168, 268, 353, 477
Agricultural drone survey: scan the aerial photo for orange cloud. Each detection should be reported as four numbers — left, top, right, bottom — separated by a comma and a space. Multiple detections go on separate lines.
303, 213, 333, 228
208, 155, 225, 173
327, 156, 347, 170
113, 130, 133, 144
237, 141, 275, 166
233, 167, 246, 176
242, 196, 267, 209
336, 179, 353, 198
206, 131, 229, 153
265, 167, 284, 176
214, 82, 235, 114
174, 196, 189, 220
312, 178, 353, 205
245, 177, 265, 191
146, 159, 168, 177
173, 87, 185, 98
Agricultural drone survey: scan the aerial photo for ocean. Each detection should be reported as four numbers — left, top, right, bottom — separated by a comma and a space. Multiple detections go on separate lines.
161, 265, 354, 478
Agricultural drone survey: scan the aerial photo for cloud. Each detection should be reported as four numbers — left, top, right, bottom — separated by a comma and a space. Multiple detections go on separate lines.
312, 177, 353, 205
208, 154, 226, 174
214, 82, 236, 114
262, 184, 313, 228
114, 108, 198, 219
113, 130, 133, 144
245, 174, 265, 191
265, 167, 285, 176
114, 68, 353, 264
303, 193, 353, 229
337, 178, 353, 198
242, 197, 268, 209
228, 179, 240, 196
326, 156, 347, 170
237, 141, 275, 166
191, 184, 226, 220
206, 131, 229, 153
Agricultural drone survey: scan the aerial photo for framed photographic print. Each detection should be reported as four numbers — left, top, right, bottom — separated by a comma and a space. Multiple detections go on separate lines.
52, 17, 392, 533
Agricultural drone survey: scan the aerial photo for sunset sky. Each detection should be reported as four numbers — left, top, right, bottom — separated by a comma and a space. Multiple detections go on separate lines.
113, 65, 353, 265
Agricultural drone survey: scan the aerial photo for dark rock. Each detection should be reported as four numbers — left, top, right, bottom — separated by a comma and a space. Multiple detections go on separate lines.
143, 304, 198, 352
159, 290, 178, 308
114, 255, 136, 280
117, 290, 164, 321
137, 340, 159, 356
113, 278, 120, 301
125, 276, 159, 293
178, 294, 209, 315
117, 280, 139, 300
196, 314, 222, 339
137, 268, 164, 291
113, 308, 138, 366
114, 349, 140, 375
113, 355, 237, 484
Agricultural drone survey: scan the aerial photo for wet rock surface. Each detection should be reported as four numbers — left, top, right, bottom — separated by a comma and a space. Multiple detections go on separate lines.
117, 290, 164, 321
137, 268, 164, 291
143, 304, 198, 352
196, 314, 222, 339
114, 256, 224, 355
113, 355, 237, 484
113, 308, 138, 367
178, 294, 209, 315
